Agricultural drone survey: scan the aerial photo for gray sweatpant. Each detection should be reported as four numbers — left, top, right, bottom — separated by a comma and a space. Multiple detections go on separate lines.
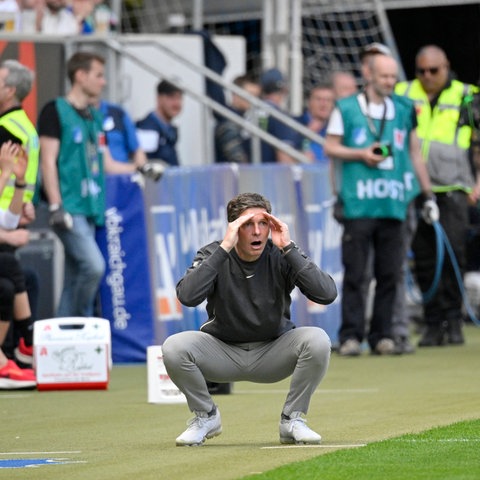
162, 326, 331, 416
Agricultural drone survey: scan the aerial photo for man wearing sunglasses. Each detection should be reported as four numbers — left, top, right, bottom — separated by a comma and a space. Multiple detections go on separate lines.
395, 45, 480, 347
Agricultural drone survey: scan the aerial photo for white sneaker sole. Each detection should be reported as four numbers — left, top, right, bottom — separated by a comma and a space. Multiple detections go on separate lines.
0, 378, 36, 390
280, 436, 321, 445
176, 427, 222, 447
14, 347, 33, 366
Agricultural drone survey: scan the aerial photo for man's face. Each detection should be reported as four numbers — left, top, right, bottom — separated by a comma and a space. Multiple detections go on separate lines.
332, 73, 357, 99
231, 81, 260, 113
79, 60, 106, 99
415, 52, 449, 95
157, 92, 183, 121
369, 56, 398, 98
308, 87, 335, 121
235, 208, 270, 262
0, 68, 14, 110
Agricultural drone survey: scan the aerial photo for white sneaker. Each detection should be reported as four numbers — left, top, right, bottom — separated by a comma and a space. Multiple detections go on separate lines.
339, 338, 362, 356
175, 407, 222, 446
374, 338, 395, 355
279, 412, 321, 445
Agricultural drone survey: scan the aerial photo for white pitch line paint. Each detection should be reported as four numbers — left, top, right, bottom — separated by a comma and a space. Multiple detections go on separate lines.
261, 444, 367, 449
0, 451, 82, 456
0, 394, 32, 399
393, 439, 480, 443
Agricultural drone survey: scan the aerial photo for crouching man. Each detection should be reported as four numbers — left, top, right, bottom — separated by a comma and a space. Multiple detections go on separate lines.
163, 192, 337, 446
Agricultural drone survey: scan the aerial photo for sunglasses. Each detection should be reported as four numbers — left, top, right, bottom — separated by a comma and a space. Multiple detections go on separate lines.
416, 66, 442, 76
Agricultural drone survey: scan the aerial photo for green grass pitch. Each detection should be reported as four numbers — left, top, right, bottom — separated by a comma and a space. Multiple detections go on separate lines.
2, 324, 479, 479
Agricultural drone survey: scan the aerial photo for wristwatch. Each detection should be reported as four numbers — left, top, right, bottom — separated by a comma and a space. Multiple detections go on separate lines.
280, 241, 297, 256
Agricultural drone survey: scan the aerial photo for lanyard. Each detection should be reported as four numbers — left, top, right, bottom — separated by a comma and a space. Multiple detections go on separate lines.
363, 91, 387, 142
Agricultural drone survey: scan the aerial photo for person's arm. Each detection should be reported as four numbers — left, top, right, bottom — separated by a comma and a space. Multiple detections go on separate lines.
324, 134, 384, 166
39, 135, 62, 206
409, 129, 433, 195
177, 212, 259, 306
175, 242, 227, 307
103, 146, 138, 174
104, 145, 165, 181
266, 212, 337, 305
0, 228, 29, 247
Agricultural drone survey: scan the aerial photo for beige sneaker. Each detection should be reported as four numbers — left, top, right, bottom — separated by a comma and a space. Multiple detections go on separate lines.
374, 338, 395, 355
338, 339, 361, 356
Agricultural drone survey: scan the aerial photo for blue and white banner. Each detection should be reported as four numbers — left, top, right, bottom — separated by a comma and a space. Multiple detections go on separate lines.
143, 165, 238, 343
98, 165, 342, 362
297, 164, 343, 342
97, 175, 155, 362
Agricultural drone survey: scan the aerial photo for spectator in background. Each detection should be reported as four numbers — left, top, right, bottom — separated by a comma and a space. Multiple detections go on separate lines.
136, 80, 183, 166
259, 68, 301, 164
37, 52, 153, 318
296, 82, 335, 163
0, 0, 21, 32
35, 0, 78, 34
0, 60, 39, 368
214, 74, 260, 164
331, 70, 358, 99
395, 45, 480, 347
324, 54, 435, 356
0, 140, 36, 389
71, 0, 114, 34
92, 94, 149, 166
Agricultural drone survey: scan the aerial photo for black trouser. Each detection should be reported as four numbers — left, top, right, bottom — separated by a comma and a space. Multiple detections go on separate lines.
412, 191, 468, 326
0, 252, 27, 321
339, 218, 404, 349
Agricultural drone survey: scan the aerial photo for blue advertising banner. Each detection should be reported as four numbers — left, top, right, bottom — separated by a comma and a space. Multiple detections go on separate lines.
142, 165, 238, 344
298, 164, 343, 343
98, 165, 342, 361
96, 175, 155, 362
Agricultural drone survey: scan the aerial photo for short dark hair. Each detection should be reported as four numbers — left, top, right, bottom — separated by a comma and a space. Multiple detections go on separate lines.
227, 192, 272, 222
233, 74, 258, 88
157, 80, 183, 96
67, 51, 105, 84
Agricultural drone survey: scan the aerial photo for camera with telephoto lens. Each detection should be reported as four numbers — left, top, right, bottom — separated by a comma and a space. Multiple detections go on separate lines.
372, 143, 392, 157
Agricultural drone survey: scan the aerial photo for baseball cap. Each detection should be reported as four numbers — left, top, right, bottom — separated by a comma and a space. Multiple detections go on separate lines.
260, 68, 287, 94
359, 42, 392, 61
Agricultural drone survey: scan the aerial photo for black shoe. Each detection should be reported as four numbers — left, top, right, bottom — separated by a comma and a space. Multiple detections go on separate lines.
207, 382, 233, 395
446, 318, 465, 345
393, 336, 416, 354
418, 324, 446, 347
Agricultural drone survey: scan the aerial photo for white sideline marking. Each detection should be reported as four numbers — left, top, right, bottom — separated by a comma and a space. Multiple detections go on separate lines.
393, 439, 480, 443
0, 394, 32, 399
0, 451, 82, 455
262, 443, 366, 449
238, 389, 378, 395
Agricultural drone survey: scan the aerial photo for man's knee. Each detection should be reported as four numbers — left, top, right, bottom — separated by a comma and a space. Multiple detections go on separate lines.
300, 328, 331, 360
162, 332, 191, 368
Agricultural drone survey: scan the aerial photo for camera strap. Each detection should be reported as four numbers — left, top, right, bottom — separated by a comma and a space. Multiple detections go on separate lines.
362, 90, 387, 142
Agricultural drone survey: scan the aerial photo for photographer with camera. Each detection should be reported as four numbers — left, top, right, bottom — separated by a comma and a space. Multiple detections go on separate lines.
324, 53, 434, 356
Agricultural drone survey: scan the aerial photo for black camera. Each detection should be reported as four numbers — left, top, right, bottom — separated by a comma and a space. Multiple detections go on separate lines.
460, 92, 480, 130
372, 143, 392, 157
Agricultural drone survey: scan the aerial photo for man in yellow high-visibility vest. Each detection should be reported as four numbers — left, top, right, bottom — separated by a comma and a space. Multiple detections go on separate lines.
395, 45, 480, 347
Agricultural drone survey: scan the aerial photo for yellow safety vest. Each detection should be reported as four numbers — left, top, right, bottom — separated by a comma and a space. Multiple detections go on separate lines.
395, 79, 478, 193
0, 109, 39, 210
